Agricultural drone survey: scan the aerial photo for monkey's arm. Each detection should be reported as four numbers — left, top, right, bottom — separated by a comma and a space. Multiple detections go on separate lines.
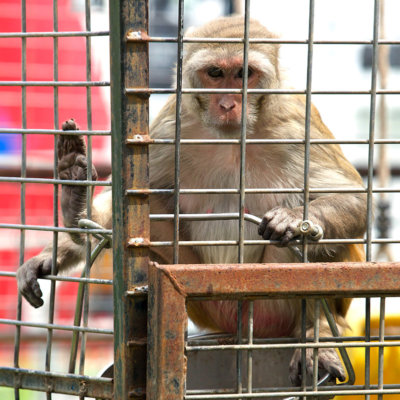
57, 119, 99, 243
258, 192, 366, 261
17, 119, 103, 308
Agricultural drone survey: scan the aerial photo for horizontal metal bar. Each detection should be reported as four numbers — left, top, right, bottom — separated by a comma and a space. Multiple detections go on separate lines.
149, 239, 367, 247
146, 138, 400, 145
126, 35, 400, 45
153, 262, 400, 297
0, 30, 109, 38
0, 177, 111, 186
185, 388, 400, 399
187, 333, 400, 345
0, 271, 112, 285
0, 81, 109, 87
0, 318, 113, 334
185, 384, 400, 397
0, 128, 111, 135
127, 187, 400, 195
0, 223, 111, 235
126, 87, 400, 95
150, 237, 400, 246
186, 340, 400, 352
0, 367, 112, 398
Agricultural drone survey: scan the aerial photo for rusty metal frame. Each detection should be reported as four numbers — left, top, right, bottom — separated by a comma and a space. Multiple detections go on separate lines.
109, 0, 150, 399
147, 262, 400, 399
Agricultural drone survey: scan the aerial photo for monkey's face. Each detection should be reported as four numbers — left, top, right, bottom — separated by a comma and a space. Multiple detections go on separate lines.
195, 57, 261, 136
183, 49, 277, 138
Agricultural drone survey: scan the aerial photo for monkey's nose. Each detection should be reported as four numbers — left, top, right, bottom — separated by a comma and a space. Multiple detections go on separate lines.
219, 101, 236, 112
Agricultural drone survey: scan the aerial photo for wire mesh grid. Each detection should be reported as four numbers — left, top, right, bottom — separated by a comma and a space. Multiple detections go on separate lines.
0, 0, 112, 398
0, 0, 400, 399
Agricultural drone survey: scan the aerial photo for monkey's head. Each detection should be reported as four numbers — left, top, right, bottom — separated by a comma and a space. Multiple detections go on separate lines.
182, 16, 281, 138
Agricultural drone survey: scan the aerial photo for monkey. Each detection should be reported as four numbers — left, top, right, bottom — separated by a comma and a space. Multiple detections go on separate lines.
17, 16, 367, 386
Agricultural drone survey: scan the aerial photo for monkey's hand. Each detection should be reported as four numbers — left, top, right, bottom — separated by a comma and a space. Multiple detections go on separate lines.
58, 119, 98, 228
17, 253, 58, 308
258, 207, 303, 246
289, 347, 346, 386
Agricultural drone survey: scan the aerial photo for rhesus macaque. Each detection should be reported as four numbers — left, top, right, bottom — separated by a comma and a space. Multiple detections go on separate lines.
17, 16, 367, 385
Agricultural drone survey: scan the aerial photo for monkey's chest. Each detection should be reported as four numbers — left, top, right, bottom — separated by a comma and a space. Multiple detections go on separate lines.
178, 147, 293, 264
180, 194, 268, 264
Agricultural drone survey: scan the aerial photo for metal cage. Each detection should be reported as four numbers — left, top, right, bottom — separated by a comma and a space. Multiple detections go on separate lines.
1, 0, 400, 399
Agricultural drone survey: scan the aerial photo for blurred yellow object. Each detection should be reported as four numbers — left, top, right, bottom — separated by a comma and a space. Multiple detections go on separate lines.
337, 314, 400, 400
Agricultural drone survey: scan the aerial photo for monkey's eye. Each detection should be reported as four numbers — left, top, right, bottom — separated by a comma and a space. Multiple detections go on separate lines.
236, 67, 253, 79
207, 67, 224, 78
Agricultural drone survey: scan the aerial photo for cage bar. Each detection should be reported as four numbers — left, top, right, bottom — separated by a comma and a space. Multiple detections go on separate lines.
109, 0, 150, 398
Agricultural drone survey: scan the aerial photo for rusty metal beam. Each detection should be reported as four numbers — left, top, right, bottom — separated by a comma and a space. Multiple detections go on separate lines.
147, 262, 400, 399
152, 262, 400, 298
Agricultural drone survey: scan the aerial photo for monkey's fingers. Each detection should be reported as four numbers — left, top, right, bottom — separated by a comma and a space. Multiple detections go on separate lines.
62, 118, 79, 131
317, 349, 346, 383
258, 207, 301, 245
289, 348, 345, 387
17, 257, 54, 308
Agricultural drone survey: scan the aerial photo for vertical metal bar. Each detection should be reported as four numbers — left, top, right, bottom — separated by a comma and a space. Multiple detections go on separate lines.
109, 0, 149, 398
147, 263, 187, 399
173, 0, 184, 264
301, 4, 315, 395
78, 0, 94, 381
247, 301, 254, 396
302, 0, 315, 262
366, 0, 380, 262
238, 0, 250, 264
366, 3, 380, 396
45, 2, 60, 398
237, 5, 250, 397
14, 1, 27, 398
377, 297, 386, 400
300, 298, 307, 398
365, 298, 371, 400
312, 299, 320, 391
236, 301, 243, 397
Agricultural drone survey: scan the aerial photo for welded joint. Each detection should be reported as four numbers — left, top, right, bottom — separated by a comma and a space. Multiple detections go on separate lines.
127, 237, 151, 248
13, 373, 21, 389
127, 337, 147, 347
125, 189, 151, 197
126, 30, 150, 42
79, 381, 88, 396
125, 285, 149, 296
126, 135, 154, 145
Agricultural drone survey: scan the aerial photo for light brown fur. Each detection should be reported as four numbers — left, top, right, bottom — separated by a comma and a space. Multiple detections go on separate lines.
17, 16, 366, 385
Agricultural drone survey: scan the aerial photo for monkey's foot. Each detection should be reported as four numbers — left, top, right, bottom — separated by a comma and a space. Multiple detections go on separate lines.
289, 347, 346, 386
